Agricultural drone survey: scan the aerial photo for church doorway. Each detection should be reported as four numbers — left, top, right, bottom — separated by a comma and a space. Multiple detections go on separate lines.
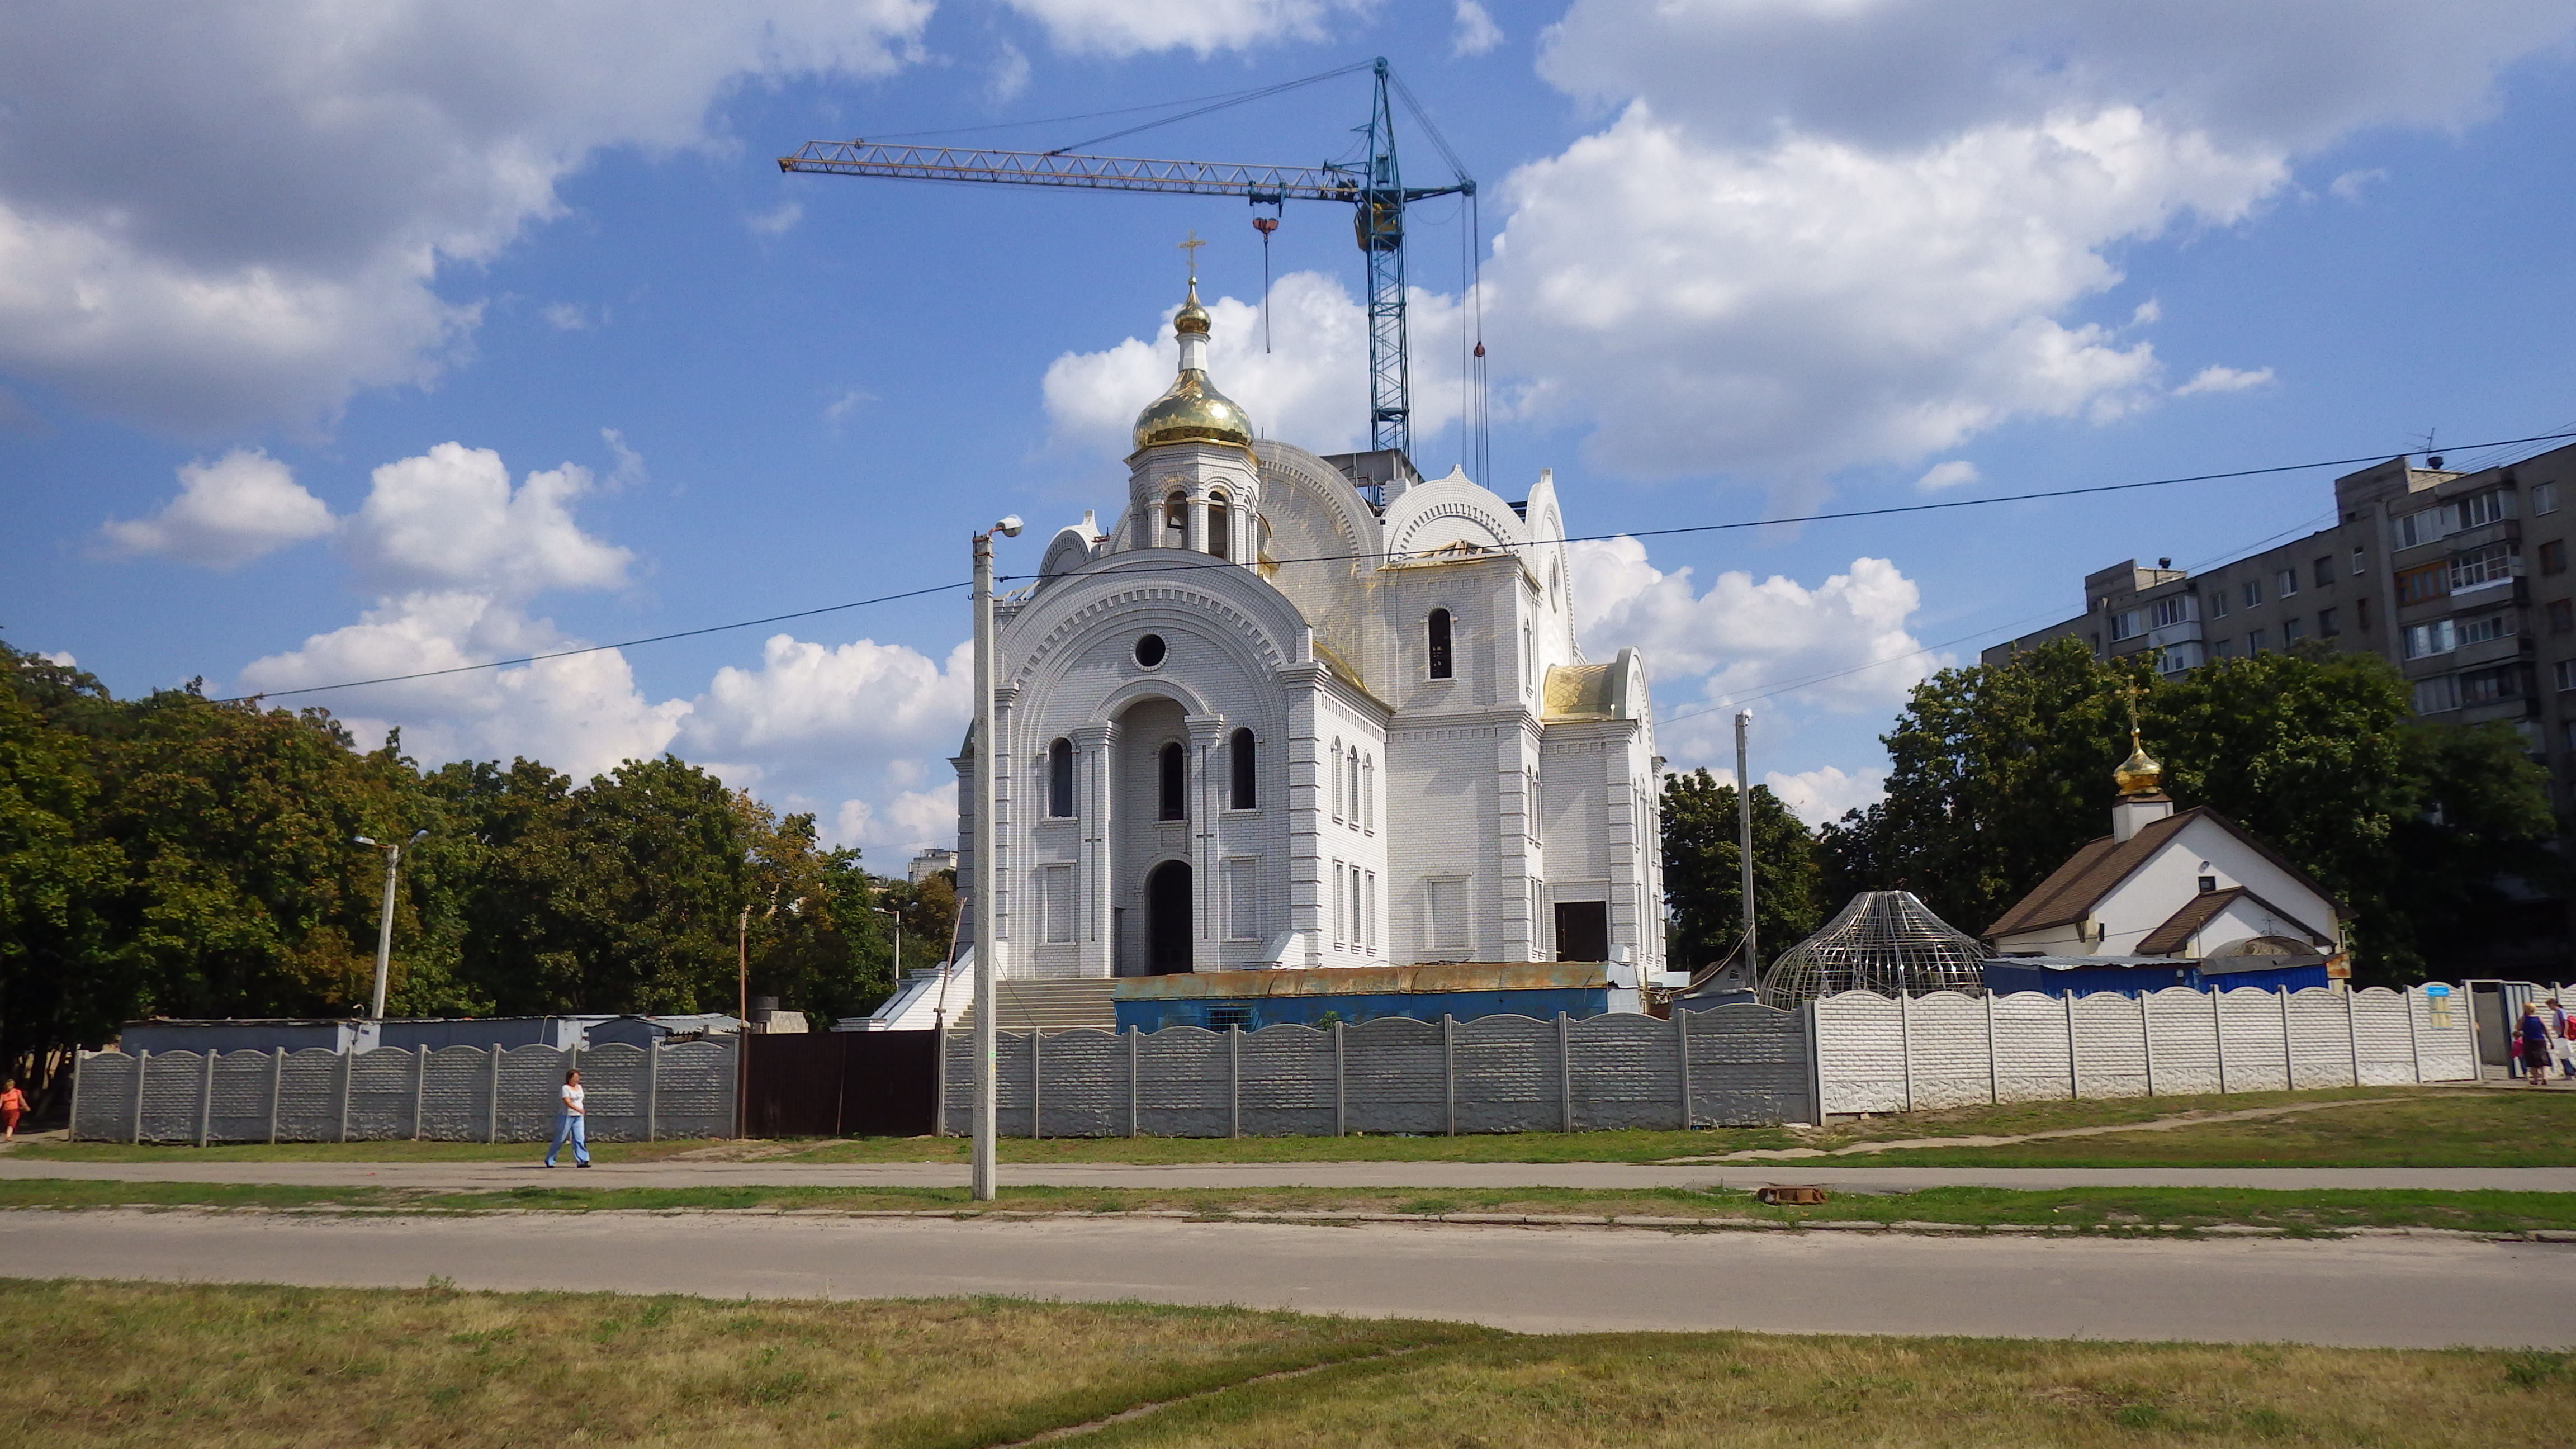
1554, 901, 1609, 963
1147, 860, 1194, 974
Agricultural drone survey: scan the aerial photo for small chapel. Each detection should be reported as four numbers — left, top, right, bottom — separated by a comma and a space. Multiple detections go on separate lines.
951, 269, 1665, 988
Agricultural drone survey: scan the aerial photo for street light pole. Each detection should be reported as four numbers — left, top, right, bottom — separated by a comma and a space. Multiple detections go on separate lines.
1734, 711, 1757, 973
970, 513, 1022, 1203
351, 830, 426, 1020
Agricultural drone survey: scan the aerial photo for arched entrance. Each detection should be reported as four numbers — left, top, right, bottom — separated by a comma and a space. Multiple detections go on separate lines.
1147, 860, 1193, 974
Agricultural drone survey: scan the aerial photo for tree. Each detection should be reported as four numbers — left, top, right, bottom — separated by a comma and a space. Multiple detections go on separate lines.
0, 646, 125, 1100
1827, 637, 2558, 982
735, 793, 897, 1025
1660, 770, 1827, 973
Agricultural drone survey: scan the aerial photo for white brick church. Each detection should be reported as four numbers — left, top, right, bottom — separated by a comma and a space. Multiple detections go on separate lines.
956, 273, 1665, 981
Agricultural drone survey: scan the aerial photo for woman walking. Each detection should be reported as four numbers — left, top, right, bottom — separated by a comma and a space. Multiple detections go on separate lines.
544, 1068, 591, 1167
0, 1079, 25, 1139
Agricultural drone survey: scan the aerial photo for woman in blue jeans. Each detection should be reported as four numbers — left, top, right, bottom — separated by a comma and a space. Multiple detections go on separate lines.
544, 1067, 591, 1167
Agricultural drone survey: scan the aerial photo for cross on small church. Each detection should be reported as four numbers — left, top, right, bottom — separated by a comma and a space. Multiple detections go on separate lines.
1178, 230, 1205, 282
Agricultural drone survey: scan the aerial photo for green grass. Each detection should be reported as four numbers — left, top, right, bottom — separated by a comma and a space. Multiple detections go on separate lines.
3, 1281, 2569, 1448
5, 1175, 2572, 1235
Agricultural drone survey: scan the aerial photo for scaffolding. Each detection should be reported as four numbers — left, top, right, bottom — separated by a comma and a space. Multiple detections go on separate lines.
1758, 891, 1993, 1008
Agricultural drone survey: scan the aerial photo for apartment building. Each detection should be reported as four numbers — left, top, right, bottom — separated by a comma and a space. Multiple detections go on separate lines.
1986, 440, 2576, 970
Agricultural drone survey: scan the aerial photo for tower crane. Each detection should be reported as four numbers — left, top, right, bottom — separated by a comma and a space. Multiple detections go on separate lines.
780, 58, 1478, 464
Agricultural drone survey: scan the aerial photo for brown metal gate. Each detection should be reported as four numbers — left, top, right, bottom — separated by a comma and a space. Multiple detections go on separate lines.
740, 1031, 937, 1138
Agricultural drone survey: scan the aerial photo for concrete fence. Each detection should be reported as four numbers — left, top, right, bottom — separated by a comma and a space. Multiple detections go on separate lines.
69, 1039, 737, 1145
941, 1003, 1817, 1137
1813, 986, 2473, 1116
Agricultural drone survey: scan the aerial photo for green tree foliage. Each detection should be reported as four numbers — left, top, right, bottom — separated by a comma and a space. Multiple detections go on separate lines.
1821, 638, 2558, 982
0, 637, 916, 1096
1660, 770, 1827, 973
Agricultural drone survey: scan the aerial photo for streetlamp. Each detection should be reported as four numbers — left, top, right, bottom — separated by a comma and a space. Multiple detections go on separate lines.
970, 513, 1022, 1202
874, 901, 904, 981
350, 830, 427, 1020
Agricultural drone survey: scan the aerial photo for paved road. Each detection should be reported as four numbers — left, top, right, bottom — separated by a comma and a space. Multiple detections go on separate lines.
2, 1208, 2563, 1347
3, 1158, 2571, 1194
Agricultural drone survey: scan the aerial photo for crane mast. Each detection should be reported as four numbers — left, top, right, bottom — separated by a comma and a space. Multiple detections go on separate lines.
780, 58, 1472, 461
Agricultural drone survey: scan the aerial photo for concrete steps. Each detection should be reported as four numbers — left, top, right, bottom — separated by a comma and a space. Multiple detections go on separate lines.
949, 977, 1117, 1031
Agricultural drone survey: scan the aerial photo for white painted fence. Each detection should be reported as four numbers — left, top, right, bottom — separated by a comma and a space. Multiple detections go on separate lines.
1813, 985, 2473, 1116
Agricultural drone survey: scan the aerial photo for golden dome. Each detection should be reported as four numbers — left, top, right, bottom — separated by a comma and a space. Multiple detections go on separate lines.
1131, 275, 1252, 451
2114, 730, 2163, 797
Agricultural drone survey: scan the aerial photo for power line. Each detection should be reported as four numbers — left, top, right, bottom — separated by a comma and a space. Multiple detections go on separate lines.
224, 427, 2576, 707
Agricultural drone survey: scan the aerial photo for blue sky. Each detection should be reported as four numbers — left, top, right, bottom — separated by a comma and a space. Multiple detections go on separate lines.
5, 1, 2574, 859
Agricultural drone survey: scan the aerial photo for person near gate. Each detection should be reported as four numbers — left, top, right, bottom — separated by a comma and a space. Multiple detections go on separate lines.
0, 1079, 24, 1139
544, 1068, 590, 1167
2520, 1006, 2555, 1086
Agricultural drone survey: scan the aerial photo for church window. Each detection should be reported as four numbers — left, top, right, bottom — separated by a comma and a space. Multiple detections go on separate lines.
1332, 861, 1346, 948
1207, 491, 1230, 560
1365, 870, 1377, 954
1523, 621, 1533, 693
1048, 737, 1074, 817
1347, 749, 1361, 829
1229, 728, 1257, 809
1361, 755, 1375, 832
1330, 738, 1344, 821
1163, 491, 1186, 541
1158, 741, 1186, 820
1428, 609, 1454, 679
1134, 634, 1167, 668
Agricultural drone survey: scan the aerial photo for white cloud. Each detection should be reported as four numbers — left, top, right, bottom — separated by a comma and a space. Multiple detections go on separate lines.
1043, 270, 1464, 459
684, 635, 970, 763
98, 449, 334, 568
600, 428, 647, 491
1915, 460, 1980, 491
541, 303, 591, 331
0, 3, 932, 431
1467, 0, 2576, 483
341, 442, 633, 596
2329, 168, 2390, 202
990, 39, 1033, 102
2175, 364, 2277, 396
1452, 1, 1504, 57
1570, 536, 1935, 717
39, 651, 77, 668
1001, 0, 1368, 56
1764, 764, 1887, 827
823, 387, 877, 427
745, 202, 804, 237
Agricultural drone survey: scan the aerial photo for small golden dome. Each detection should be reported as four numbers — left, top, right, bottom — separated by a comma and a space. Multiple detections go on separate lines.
1174, 280, 1211, 336
1132, 370, 1253, 451
2114, 730, 2163, 797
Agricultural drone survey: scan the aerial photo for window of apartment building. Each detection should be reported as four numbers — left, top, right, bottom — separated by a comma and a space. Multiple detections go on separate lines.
2459, 664, 2526, 705
2536, 481, 2561, 516
2283, 616, 2306, 642
2552, 599, 2575, 634
2451, 544, 2519, 592
2109, 608, 2142, 642
2413, 675, 2459, 713
2544, 540, 2569, 576
2318, 607, 2340, 638
2556, 660, 2576, 693
2277, 568, 2299, 598
2394, 509, 2440, 548
2210, 637, 2236, 659
2208, 586, 2228, 619
2246, 627, 2267, 653
2461, 489, 2513, 529
2351, 546, 2367, 576
2459, 612, 2517, 648
2243, 579, 2264, 608
2148, 595, 2192, 629
2398, 562, 2448, 605
2403, 619, 2456, 660
2314, 555, 2335, 586
2563, 717, 2576, 752
2357, 597, 2370, 632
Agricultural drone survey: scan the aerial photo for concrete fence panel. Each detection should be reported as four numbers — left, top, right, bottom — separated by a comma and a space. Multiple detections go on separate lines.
1680, 1003, 1810, 1126
1992, 993, 2076, 1102
72, 1039, 735, 1144
2285, 989, 2358, 1090
1816, 993, 1906, 1115
1902, 993, 1991, 1110
1568, 1014, 1683, 1131
2351, 988, 2419, 1086
2217, 988, 2292, 1093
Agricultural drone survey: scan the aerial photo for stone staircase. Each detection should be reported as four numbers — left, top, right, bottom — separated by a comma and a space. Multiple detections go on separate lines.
948, 977, 1117, 1031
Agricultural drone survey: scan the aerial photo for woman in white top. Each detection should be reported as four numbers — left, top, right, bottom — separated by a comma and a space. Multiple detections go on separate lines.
544, 1068, 591, 1168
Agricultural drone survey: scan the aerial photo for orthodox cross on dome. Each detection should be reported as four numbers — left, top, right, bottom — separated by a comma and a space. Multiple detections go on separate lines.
2114, 680, 2162, 798
1178, 230, 1206, 284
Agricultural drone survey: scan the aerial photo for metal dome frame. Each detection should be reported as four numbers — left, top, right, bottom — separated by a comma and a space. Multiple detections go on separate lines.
1758, 890, 1993, 1008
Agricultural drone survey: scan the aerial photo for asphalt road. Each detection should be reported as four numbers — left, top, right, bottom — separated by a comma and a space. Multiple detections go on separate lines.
3, 1208, 2562, 1347
2, 1158, 2571, 1193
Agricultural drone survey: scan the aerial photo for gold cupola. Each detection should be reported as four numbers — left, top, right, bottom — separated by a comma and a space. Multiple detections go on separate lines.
1131, 275, 1254, 453
2114, 729, 2164, 797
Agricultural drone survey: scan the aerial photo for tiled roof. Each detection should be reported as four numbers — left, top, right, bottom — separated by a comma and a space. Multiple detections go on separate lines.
2136, 886, 2331, 956
1983, 806, 2342, 940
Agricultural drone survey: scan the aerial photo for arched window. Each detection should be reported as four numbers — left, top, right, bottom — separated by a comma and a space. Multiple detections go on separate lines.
1207, 491, 1231, 560
1329, 738, 1344, 821
1163, 490, 1186, 541
1158, 741, 1187, 821
1361, 754, 1375, 832
1229, 727, 1256, 809
1346, 750, 1361, 831
1428, 608, 1453, 679
1048, 737, 1074, 818
1522, 621, 1534, 693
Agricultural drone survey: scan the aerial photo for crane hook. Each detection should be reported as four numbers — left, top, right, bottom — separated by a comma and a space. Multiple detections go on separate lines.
1252, 212, 1281, 353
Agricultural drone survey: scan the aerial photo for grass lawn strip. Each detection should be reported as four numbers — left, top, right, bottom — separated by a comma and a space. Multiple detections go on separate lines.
16, 1082, 2575, 1168
1673, 1093, 2456, 1162
6, 1281, 2571, 1448
8, 1177, 2576, 1237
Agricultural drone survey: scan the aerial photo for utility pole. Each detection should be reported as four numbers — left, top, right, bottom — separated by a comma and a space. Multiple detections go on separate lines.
351, 830, 425, 1020
970, 513, 1023, 1202
1734, 712, 1756, 973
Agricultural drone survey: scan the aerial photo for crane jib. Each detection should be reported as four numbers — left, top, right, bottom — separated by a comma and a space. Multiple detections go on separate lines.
777, 143, 1470, 205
